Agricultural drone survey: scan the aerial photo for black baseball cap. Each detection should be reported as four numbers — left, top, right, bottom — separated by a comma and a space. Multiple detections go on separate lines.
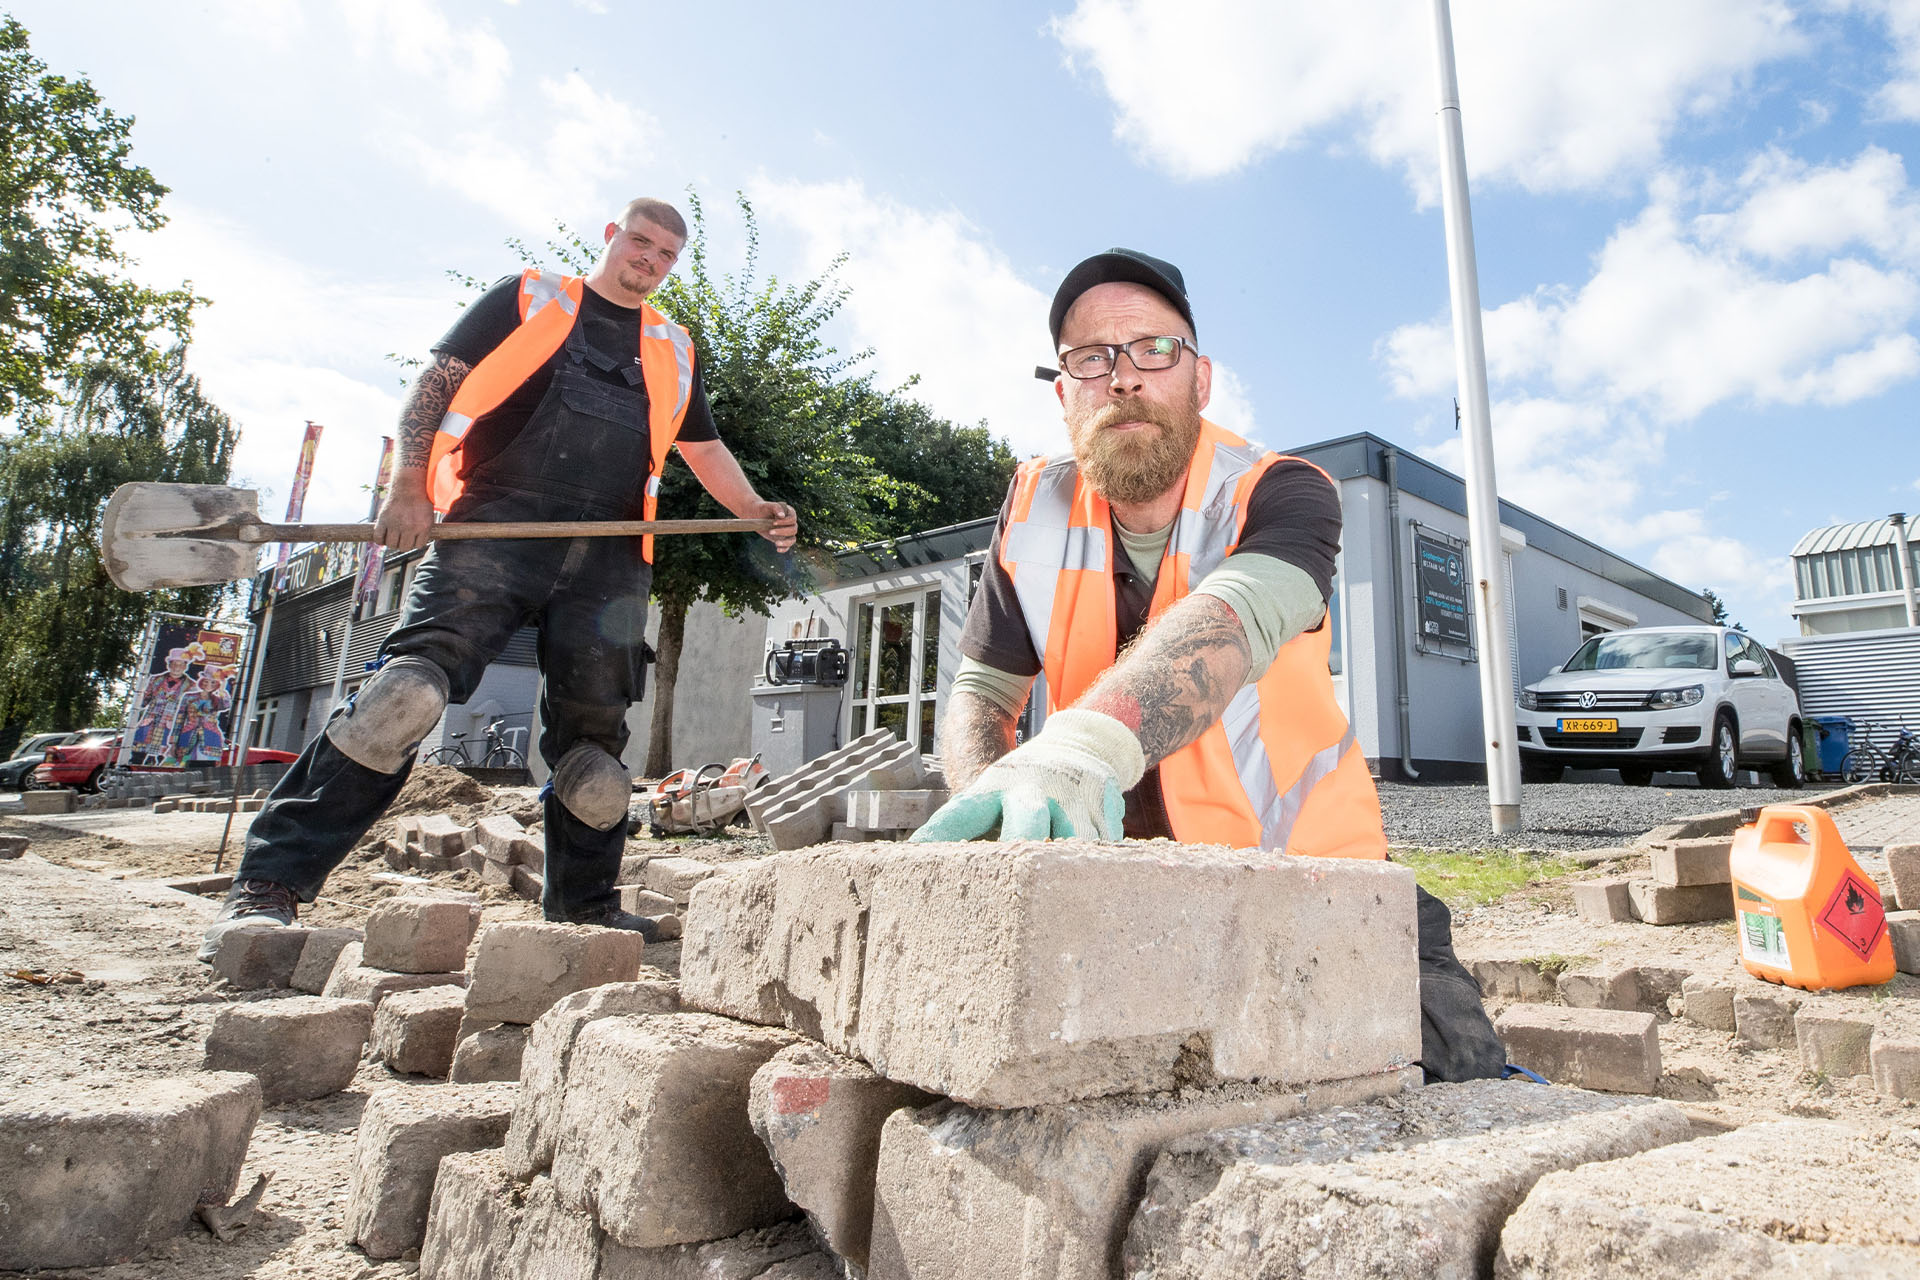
1048, 247, 1194, 346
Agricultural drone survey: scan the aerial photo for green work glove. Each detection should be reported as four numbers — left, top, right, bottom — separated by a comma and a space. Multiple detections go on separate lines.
911, 708, 1147, 842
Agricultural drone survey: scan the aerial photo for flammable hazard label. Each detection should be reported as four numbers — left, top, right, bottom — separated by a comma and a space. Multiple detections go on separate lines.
1817, 870, 1886, 962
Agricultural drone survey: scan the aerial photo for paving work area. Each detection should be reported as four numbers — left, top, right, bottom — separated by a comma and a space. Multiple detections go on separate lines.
3, 771, 1919, 1277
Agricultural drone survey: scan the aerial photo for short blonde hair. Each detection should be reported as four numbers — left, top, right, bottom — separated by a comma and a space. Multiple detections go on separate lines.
618, 197, 687, 240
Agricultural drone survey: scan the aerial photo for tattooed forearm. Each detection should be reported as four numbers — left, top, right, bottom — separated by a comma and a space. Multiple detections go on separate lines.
1078, 594, 1252, 766
941, 689, 1019, 790
395, 352, 472, 471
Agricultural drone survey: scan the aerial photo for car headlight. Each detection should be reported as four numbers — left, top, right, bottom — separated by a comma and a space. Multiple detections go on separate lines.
1648, 684, 1704, 709
1518, 689, 1538, 710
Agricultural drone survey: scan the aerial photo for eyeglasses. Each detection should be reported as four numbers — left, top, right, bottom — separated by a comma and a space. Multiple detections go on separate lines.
1057, 335, 1197, 380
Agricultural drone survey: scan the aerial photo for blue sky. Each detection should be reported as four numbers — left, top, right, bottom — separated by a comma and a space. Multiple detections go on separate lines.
16, 1, 1920, 645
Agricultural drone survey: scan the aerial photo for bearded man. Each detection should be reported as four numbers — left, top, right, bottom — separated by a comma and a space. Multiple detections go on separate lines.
913, 248, 1505, 1082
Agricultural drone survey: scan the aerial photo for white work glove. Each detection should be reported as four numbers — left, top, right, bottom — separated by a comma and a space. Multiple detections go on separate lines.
911, 708, 1147, 842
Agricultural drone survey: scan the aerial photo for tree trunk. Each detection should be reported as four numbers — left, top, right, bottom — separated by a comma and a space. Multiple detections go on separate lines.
644, 595, 689, 779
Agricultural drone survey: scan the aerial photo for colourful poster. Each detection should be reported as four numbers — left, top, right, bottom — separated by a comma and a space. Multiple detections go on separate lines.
125, 618, 246, 767
353, 436, 395, 614
272, 420, 325, 592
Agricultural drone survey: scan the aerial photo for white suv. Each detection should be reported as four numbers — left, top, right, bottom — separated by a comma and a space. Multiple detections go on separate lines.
1516, 626, 1803, 788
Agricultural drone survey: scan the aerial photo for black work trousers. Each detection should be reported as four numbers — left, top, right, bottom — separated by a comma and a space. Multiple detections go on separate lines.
1415, 885, 1508, 1081
238, 487, 652, 921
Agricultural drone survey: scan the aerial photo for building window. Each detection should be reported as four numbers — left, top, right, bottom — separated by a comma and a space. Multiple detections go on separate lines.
251, 697, 280, 752
848, 588, 941, 754
1576, 595, 1637, 641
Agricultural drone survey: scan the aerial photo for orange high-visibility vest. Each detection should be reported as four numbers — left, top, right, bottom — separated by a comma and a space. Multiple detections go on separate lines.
425, 269, 696, 561
998, 419, 1386, 858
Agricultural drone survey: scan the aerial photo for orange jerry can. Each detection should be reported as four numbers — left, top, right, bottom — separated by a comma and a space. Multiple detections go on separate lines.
1728, 804, 1895, 991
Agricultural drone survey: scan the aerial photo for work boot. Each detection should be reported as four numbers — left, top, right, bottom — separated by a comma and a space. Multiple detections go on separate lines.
197, 878, 300, 963
556, 904, 661, 942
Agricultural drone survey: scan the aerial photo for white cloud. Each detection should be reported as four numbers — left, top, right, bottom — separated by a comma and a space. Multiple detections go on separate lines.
338, 0, 512, 110
1052, 0, 1801, 196
1826, 0, 1920, 120
1383, 152, 1920, 421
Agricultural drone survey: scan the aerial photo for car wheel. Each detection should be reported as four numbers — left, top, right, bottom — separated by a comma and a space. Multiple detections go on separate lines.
1520, 759, 1563, 784
1618, 765, 1655, 786
1769, 727, 1805, 790
1699, 713, 1738, 790
84, 765, 106, 794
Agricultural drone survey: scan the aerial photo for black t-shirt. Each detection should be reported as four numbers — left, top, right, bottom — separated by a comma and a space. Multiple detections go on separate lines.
957, 455, 1342, 841
432, 274, 719, 472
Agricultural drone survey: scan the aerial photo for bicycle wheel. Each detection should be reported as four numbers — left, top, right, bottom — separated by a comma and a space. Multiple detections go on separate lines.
423, 747, 465, 766
483, 747, 527, 769
1839, 748, 1880, 784
1888, 754, 1920, 785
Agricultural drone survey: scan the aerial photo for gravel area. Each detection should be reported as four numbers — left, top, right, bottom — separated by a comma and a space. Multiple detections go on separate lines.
1378, 776, 1828, 851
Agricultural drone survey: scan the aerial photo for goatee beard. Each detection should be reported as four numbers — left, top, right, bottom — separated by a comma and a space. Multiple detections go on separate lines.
1070, 388, 1202, 506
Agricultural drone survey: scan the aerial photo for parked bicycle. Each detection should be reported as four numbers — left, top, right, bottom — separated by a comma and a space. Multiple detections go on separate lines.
1840, 718, 1920, 784
423, 716, 527, 770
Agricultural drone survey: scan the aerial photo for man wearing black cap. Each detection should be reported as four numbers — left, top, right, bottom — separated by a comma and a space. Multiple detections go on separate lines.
914, 248, 1505, 1083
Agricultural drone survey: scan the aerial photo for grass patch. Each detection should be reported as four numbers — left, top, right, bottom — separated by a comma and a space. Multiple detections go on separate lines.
1524, 952, 1593, 980
1393, 847, 1583, 907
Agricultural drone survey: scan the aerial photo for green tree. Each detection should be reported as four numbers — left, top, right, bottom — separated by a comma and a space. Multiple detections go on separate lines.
0, 16, 197, 415
0, 351, 238, 755
832, 375, 1016, 539
1702, 588, 1745, 632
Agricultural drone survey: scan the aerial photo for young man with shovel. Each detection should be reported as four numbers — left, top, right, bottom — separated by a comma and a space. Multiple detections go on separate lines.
202, 196, 797, 957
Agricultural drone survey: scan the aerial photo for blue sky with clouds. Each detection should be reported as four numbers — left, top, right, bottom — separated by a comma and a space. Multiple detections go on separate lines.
17, 1, 1920, 645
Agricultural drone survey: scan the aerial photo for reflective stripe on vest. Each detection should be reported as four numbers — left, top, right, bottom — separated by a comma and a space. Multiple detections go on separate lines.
424, 268, 695, 561
998, 419, 1386, 858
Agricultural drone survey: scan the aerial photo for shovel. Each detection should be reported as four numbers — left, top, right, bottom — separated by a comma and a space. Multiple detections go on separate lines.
101, 482, 781, 591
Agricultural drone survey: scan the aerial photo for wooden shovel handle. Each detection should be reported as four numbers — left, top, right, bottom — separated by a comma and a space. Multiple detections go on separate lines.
234, 517, 778, 544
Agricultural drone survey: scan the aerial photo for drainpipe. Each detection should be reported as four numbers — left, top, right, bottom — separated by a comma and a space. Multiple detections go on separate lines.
1384, 447, 1419, 781
1891, 513, 1919, 628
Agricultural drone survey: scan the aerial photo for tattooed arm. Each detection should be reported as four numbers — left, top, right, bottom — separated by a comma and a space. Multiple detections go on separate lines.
373, 351, 472, 550
940, 688, 1021, 791
1077, 594, 1253, 766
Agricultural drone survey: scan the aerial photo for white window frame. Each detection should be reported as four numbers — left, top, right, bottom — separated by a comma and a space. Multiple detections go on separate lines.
847, 586, 942, 753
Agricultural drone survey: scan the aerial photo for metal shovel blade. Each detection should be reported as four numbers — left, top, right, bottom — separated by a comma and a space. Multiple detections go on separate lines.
102, 484, 263, 591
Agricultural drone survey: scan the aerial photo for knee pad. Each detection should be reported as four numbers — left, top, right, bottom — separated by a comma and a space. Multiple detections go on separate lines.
325, 655, 450, 774
552, 742, 633, 831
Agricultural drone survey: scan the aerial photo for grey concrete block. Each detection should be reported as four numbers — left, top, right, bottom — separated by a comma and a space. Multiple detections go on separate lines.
1628, 878, 1734, 924
324, 950, 466, 1008
1795, 1004, 1877, 1078
416, 814, 473, 858
1570, 877, 1634, 923
1681, 974, 1736, 1032
1494, 1005, 1661, 1093
869, 1069, 1420, 1280
363, 896, 482, 974
345, 1083, 516, 1260
448, 1023, 530, 1083
750, 1041, 936, 1271
22, 788, 75, 814
618, 885, 678, 915
683, 840, 1422, 1108
0, 1071, 261, 1270
1733, 981, 1805, 1049
1557, 964, 1640, 1011
1649, 837, 1732, 886
509, 863, 543, 901
203, 995, 376, 1102
1467, 956, 1562, 1004
1888, 909, 1920, 975
371, 984, 468, 1077
470, 814, 524, 863
643, 855, 717, 903
209, 922, 311, 990
1886, 841, 1920, 912
844, 788, 950, 830
0, 833, 28, 858
1119, 1081, 1692, 1280
754, 734, 924, 851
748, 727, 903, 831
503, 979, 681, 1178
464, 921, 648, 1026
1495, 1120, 1920, 1276
549, 1013, 798, 1248
291, 926, 363, 994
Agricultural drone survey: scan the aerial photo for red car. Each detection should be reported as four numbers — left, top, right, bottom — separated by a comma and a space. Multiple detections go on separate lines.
33, 734, 297, 792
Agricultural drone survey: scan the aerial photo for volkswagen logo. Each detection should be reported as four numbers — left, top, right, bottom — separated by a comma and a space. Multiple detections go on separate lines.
1579, 691, 1597, 710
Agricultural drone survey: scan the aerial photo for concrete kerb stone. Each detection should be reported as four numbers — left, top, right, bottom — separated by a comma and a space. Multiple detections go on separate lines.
1871, 1014, 1920, 1100
344, 1082, 518, 1260
1557, 964, 1640, 1011
291, 926, 363, 994
323, 940, 467, 1008
448, 1024, 531, 1083
362, 896, 482, 974
747, 727, 898, 833
1466, 957, 1562, 1005
1681, 974, 1737, 1032
203, 996, 376, 1102
1649, 837, 1733, 887
463, 921, 649, 1026
1890, 910, 1920, 975
1628, 879, 1734, 925
0, 833, 29, 859
1495, 1119, 1920, 1276
503, 978, 682, 1178
1494, 1005, 1662, 1093
682, 840, 1423, 1108
1118, 1081, 1692, 1280
0, 1071, 261, 1271
1733, 978, 1806, 1050
209, 922, 312, 989
643, 855, 719, 903
470, 814, 525, 864
371, 984, 469, 1078
844, 789, 950, 831
549, 1012, 800, 1248
869, 1069, 1420, 1280
761, 739, 924, 851
1795, 1003, 1879, 1078
749, 1040, 938, 1271
1571, 878, 1634, 923
1888, 842, 1920, 911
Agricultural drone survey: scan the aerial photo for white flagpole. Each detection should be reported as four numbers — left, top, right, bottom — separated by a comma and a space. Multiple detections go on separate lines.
1430, 0, 1521, 833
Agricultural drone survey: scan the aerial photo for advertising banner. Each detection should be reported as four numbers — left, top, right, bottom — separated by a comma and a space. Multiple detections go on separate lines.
1414, 526, 1473, 647
353, 436, 395, 615
272, 420, 325, 592
121, 616, 246, 767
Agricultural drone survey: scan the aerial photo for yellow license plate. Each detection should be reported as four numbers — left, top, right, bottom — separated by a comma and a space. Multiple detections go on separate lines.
1558, 718, 1619, 733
